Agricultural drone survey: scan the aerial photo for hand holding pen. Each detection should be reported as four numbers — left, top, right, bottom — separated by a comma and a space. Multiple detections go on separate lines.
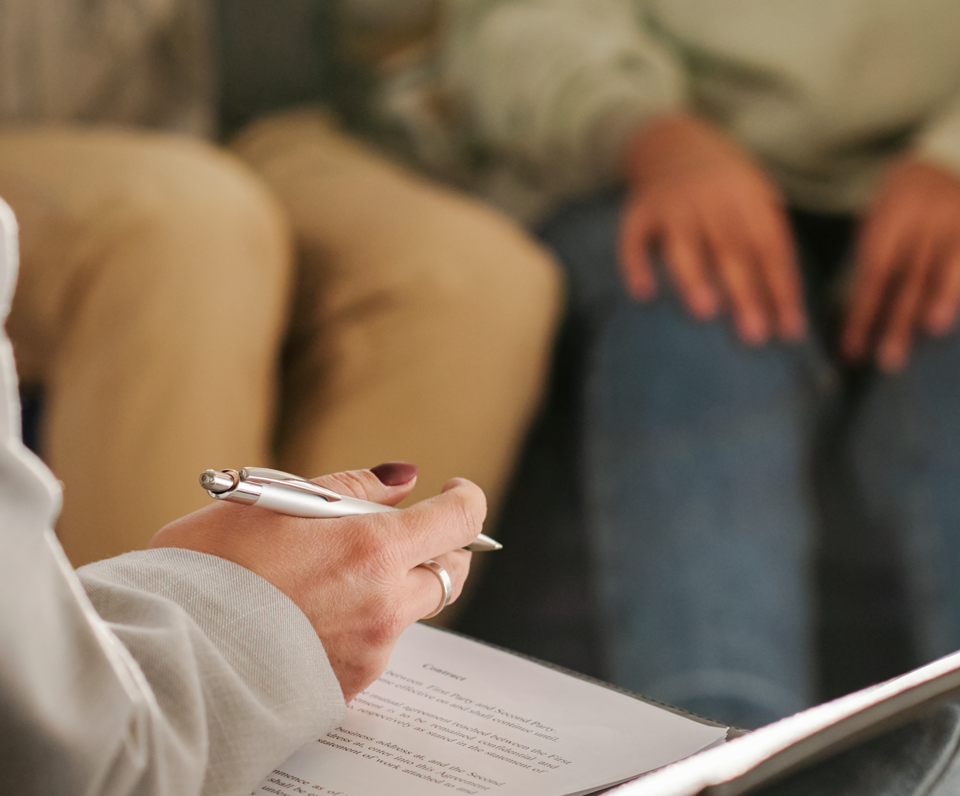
198, 465, 502, 552
150, 463, 486, 701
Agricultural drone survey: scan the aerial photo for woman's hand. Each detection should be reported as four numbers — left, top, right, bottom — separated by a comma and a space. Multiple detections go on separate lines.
149, 463, 485, 702
619, 112, 805, 344
842, 158, 960, 372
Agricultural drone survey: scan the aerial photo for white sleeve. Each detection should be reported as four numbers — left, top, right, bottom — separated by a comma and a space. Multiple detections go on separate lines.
0, 198, 343, 796
914, 95, 960, 181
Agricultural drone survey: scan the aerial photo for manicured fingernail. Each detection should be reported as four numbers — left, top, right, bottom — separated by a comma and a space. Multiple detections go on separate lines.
371, 461, 418, 486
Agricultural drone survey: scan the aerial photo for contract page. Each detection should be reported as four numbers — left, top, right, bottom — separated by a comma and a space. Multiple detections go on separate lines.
254, 623, 727, 796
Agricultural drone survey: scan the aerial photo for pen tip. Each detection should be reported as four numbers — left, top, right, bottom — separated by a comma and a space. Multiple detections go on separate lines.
465, 534, 502, 552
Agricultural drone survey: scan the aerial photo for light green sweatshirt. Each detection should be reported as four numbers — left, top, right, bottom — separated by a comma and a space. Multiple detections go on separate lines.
444, 0, 960, 215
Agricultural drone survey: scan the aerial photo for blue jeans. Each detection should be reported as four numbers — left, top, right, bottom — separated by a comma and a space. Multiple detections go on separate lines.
537, 190, 960, 730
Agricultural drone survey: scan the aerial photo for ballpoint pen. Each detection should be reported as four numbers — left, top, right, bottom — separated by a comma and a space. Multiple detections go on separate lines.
199, 467, 502, 552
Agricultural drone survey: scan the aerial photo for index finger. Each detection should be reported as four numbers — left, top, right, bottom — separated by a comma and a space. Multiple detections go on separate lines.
699, 211, 769, 344
842, 217, 907, 359
875, 227, 939, 372
744, 201, 806, 340
617, 199, 658, 300
309, 466, 416, 507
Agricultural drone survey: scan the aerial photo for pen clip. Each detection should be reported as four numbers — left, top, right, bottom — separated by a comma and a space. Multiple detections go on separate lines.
239, 467, 342, 502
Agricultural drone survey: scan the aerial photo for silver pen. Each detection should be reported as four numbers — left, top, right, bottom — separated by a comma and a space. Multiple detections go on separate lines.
200, 467, 502, 552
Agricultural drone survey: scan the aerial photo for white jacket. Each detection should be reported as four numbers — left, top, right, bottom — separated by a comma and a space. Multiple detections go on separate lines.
0, 198, 344, 795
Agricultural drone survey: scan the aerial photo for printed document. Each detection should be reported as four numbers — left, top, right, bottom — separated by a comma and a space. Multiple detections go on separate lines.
254, 623, 727, 796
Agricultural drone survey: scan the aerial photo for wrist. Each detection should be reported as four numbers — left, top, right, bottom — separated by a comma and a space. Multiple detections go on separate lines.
622, 112, 745, 187
622, 112, 697, 178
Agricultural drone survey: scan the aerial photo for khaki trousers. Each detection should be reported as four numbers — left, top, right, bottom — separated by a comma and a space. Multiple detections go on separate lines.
1, 113, 562, 568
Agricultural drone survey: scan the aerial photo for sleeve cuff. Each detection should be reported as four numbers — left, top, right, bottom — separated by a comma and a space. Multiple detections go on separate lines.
79, 549, 345, 760
913, 100, 960, 180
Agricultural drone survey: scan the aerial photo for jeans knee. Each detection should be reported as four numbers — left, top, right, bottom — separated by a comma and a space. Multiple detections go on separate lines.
585, 293, 832, 443
537, 195, 831, 424
537, 189, 623, 308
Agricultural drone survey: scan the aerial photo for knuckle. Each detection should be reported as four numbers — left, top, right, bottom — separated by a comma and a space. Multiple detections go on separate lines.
447, 487, 484, 543
759, 241, 792, 273
720, 264, 750, 292
446, 554, 472, 602
352, 531, 402, 578
712, 246, 744, 276
361, 604, 407, 649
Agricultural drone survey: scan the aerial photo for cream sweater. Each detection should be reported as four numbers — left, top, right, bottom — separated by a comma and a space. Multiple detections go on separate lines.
445, 0, 960, 215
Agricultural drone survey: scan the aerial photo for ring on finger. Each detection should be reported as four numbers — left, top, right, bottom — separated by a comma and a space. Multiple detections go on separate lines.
418, 559, 453, 618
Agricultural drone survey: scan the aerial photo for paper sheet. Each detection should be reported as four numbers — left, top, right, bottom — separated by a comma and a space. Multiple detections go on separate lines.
254, 624, 726, 796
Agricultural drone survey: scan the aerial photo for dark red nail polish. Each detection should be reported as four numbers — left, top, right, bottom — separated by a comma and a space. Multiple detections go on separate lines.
371, 461, 418, 486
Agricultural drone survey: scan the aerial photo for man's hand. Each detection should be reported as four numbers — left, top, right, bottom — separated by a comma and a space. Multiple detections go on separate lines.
148, 463, 484, 702
619, 113, 805, 344
842, 159, 960, 372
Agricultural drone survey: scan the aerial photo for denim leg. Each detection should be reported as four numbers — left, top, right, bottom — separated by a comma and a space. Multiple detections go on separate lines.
539, 191, 833, 729
848, 333, 960, 664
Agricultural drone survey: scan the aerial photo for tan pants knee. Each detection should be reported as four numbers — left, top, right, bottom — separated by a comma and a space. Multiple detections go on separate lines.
0, 126, 292, 565
232, 109, 564, 516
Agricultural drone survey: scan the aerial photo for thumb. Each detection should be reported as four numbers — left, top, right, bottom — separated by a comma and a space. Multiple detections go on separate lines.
308, 462, 419, 507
